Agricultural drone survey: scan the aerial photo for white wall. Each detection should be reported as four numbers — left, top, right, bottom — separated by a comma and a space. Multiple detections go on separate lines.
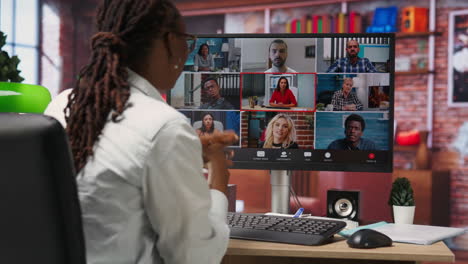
297, 74, 315, 108
171, 73, 202, 108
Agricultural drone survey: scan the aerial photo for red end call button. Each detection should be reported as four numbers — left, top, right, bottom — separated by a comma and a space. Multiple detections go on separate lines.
368, 153, 375, 159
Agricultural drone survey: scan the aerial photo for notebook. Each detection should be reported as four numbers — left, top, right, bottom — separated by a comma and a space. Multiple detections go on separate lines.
340, 222, 466, 245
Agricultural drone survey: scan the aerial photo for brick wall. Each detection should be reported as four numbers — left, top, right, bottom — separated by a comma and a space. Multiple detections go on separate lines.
42, 0, 95, 92
393, 6, 468, 249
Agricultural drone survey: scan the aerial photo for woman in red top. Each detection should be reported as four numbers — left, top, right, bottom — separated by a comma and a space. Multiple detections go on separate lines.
269, 77, 297, 107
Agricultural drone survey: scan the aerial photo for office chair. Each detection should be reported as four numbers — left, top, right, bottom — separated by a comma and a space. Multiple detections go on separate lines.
0, 113, 86, 264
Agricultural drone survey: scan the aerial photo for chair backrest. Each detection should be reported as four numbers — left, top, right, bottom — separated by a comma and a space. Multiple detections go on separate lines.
193, 120, 224, 131
0, 113, 86, 264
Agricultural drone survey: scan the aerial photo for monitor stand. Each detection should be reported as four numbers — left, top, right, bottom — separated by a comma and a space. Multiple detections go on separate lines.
270, 170, 291, 214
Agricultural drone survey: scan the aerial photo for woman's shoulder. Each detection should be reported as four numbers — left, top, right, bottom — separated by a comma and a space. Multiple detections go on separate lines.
44, 89, 73, 128
123, 90, 190, 138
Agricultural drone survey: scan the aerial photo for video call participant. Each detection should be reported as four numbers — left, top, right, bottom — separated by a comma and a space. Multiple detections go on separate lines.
196, 112, 221, 136
44, 0, 237, 263
263, 113, 299, 149
269, 77, 297, 107
369, 86, 390, 108
194, 43, 215, 72
331, 77, 363, 111
199, 78, 235, 109
327, 114, 377, 150
265, 39, 297, 73
326, 40, 378, 73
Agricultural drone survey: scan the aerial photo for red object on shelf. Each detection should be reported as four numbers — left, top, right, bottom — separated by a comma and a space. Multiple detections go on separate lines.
401, 7, 428, 33
396, 130, 421, 146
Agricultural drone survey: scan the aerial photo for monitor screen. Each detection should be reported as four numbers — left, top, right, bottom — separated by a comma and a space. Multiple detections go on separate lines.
168, 33, 394, 172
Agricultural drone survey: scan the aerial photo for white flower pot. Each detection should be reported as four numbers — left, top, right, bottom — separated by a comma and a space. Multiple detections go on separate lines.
393, 205, 415, 224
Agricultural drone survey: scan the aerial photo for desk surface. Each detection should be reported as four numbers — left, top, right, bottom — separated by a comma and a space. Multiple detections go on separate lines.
242, 105, 314, 111
223, 237, 454, 264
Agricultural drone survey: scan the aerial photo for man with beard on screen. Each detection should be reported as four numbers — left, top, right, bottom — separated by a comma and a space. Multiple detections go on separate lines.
327, 39, 378, 73
265, 39, 297, 73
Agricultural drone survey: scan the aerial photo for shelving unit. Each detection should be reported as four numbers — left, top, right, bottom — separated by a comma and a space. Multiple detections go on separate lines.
396, 70, 435, 75
395, 31, 442, 39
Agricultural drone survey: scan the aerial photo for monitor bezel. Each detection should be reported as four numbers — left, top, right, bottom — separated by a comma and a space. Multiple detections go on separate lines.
185, 33, 395, 173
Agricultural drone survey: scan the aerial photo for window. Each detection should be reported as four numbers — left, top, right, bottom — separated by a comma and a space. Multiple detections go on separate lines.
0, 0, 40, 84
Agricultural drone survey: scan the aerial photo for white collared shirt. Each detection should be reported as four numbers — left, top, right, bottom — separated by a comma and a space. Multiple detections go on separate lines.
44, 70, 229, 264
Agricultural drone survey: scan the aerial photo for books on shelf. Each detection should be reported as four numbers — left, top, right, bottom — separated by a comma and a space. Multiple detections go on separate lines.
285, 12, 364, 33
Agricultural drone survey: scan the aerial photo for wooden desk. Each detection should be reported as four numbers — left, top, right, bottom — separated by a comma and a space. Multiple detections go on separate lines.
222, 238, 454, 264
242, 105, 314, 111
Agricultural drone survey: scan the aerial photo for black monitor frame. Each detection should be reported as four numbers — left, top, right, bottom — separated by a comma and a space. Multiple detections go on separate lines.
184, 33, 395, 173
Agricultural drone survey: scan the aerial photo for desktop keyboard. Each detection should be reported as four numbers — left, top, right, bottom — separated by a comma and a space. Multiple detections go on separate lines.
227, 212, 346, 246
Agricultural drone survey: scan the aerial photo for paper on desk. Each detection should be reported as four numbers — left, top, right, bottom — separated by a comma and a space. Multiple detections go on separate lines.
340, 222, 466, 245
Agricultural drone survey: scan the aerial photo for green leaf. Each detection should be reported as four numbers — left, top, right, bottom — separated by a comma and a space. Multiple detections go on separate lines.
0, 31, 24, 82
0, 32, 6, 48
389, 177, 416, 206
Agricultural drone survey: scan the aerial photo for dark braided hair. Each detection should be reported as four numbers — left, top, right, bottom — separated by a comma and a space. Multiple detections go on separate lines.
65, 0, 181, 171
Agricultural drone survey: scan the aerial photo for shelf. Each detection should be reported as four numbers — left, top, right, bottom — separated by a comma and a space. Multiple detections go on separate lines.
395, 70, 435, 75
176, 0, 363, 16
395, 31, 442, 39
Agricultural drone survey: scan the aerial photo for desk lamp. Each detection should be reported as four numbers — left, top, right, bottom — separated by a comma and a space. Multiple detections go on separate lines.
0, 82, 51, 113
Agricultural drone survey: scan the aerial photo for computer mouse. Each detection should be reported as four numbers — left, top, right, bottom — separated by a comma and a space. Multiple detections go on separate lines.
347, 229, 392, 249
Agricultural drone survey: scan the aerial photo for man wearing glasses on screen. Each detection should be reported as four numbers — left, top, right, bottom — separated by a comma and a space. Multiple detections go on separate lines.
199, 78, 235, 109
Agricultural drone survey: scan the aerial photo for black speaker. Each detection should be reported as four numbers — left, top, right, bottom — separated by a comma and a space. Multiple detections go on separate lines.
327, 189, 360, 221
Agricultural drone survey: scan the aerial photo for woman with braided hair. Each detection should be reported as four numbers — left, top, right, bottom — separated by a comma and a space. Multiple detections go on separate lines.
44, 0, 237, 263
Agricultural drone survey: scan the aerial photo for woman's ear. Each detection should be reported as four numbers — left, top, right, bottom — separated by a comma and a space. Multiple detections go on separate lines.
164, 32, 175, 58
165, 32, 186, 68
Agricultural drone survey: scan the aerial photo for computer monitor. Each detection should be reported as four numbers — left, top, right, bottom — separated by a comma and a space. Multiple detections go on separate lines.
168, 33, 394, 213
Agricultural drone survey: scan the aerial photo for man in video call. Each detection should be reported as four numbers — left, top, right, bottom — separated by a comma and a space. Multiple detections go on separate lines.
199, 78, 235, 109
326, 39, 378, 73
327, 114, 377, 150
265, 39, 297, 73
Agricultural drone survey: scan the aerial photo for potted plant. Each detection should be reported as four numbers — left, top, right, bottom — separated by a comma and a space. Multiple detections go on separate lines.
0, 31, 24, 83
388, 177, 415, 224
